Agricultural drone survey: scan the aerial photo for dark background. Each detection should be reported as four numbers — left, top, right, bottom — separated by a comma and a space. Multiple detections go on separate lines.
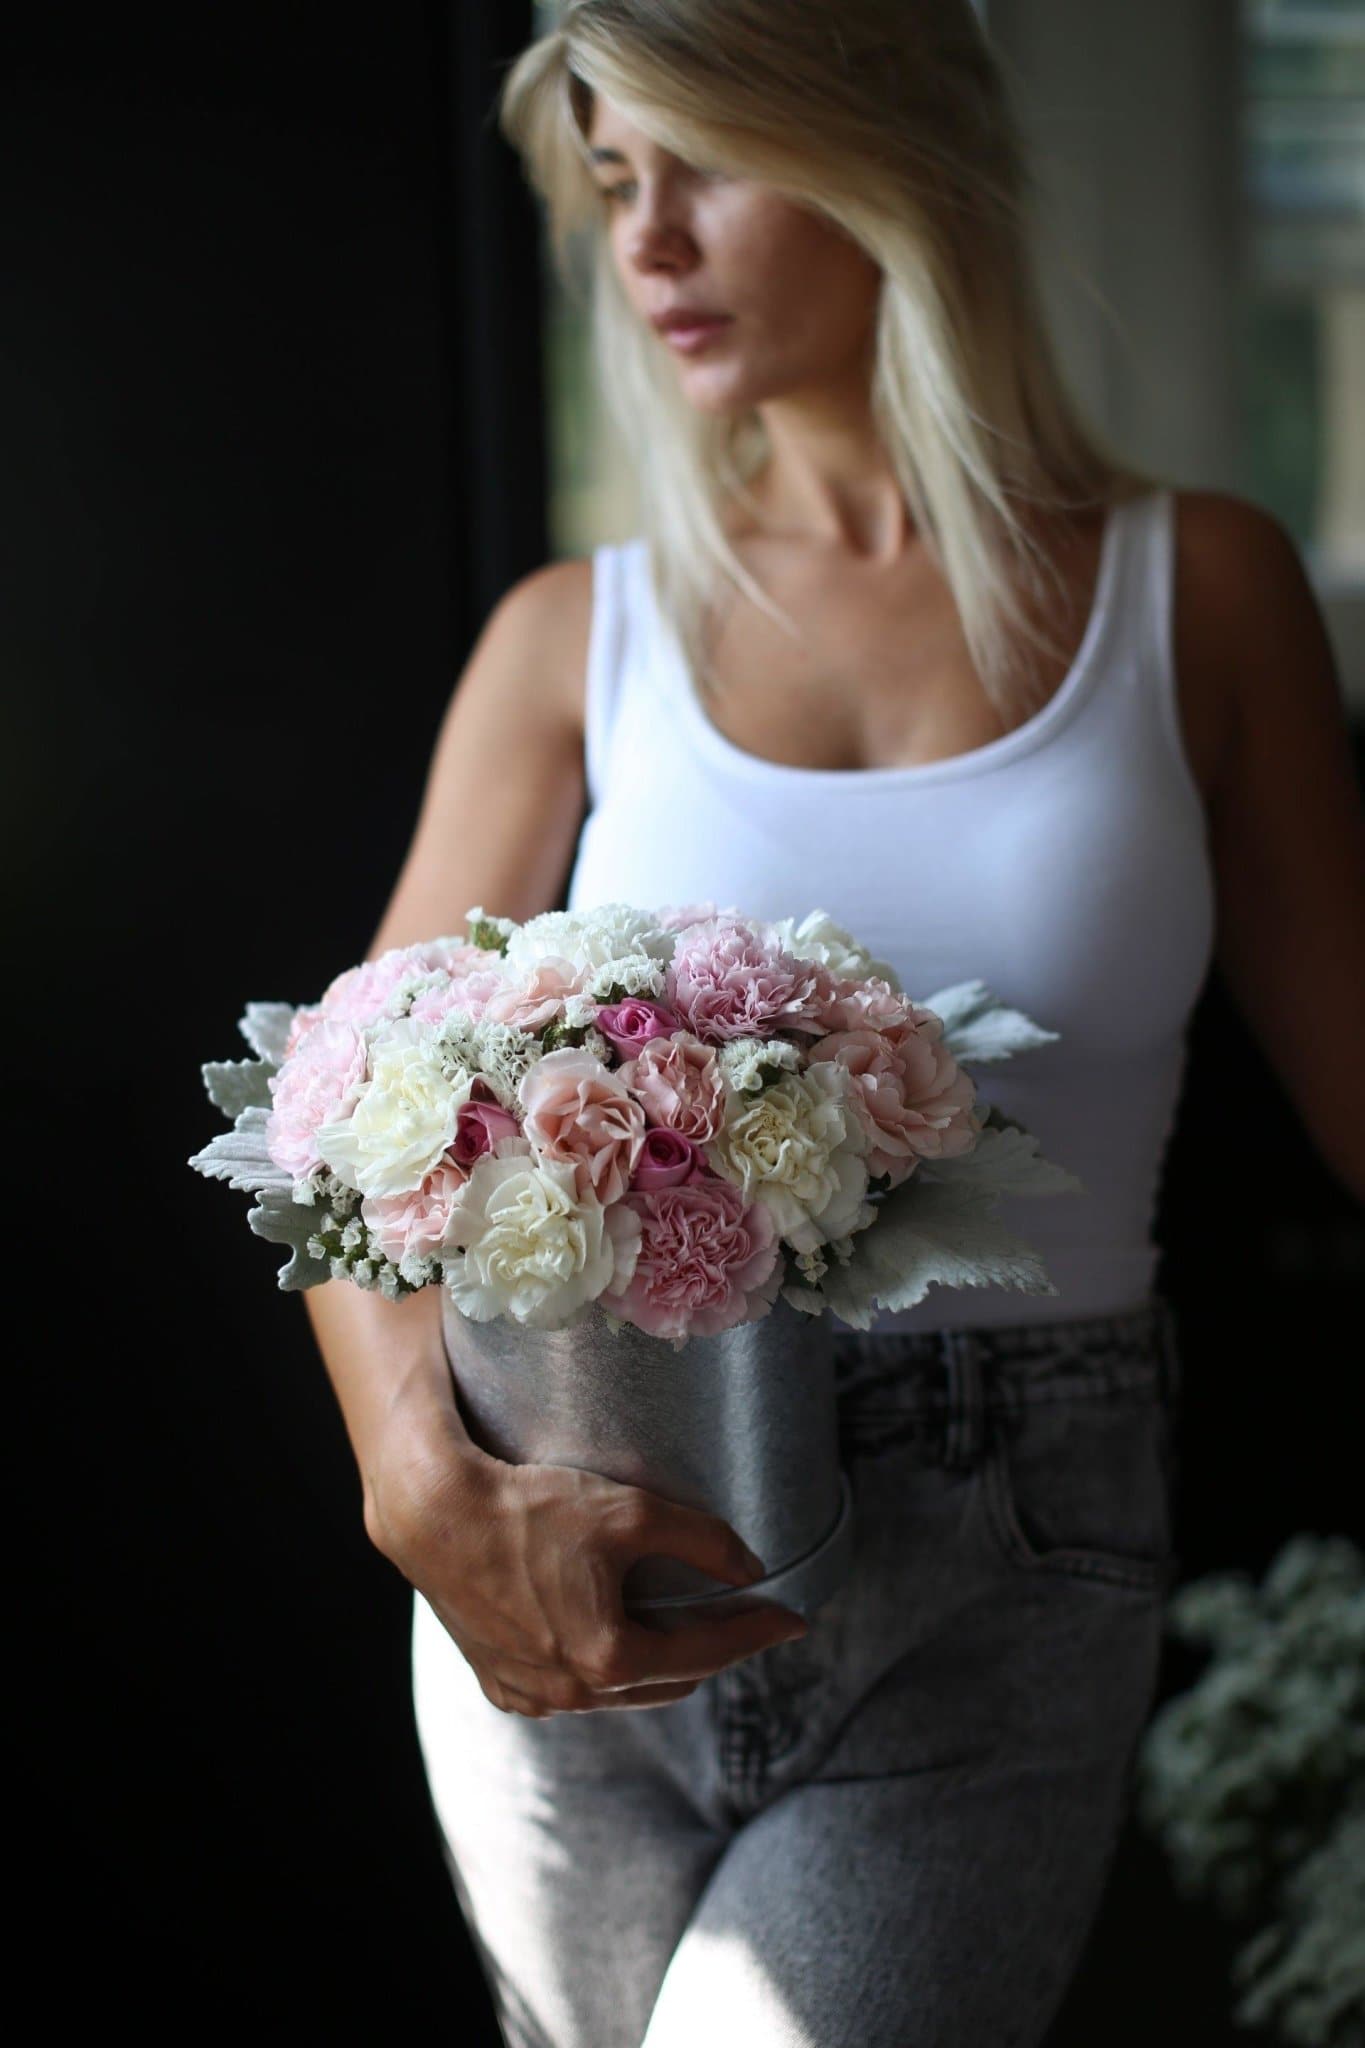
9, 9, 1361, 2036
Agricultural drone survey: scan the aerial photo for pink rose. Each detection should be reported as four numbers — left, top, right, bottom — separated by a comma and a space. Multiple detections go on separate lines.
449, 1084, 522, 1169
264, 1019, 369, 1181
482, 955, 586, 1034
594, 996, 683, 1060
617, 1032, 726, 1142
614, 1181, 783, 1342
517, 1047, 647, 1206
362, 1158, 468, 1264
808, 1006, 978, 1189
666, 918, 830, 1043
628, 1128, 711, 1191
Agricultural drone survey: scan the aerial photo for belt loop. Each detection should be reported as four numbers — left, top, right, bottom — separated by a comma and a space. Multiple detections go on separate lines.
940, 1328, 987, 1470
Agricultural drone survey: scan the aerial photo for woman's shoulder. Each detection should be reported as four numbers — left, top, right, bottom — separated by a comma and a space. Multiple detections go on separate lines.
494, 553, 597, 749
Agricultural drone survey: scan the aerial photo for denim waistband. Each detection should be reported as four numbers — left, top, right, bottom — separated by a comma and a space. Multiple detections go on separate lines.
832, 1296, 1182, 1471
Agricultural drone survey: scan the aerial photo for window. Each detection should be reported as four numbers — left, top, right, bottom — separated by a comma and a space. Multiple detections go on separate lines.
1240, 0, 1365, 588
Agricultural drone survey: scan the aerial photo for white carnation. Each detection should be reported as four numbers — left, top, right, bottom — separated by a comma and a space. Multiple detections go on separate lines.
441, 1151, 642, 1329
502, 904, 675, 981
705, 1061, 874, 1256
765, 908, 903, 993
317, 1018, 462, 1197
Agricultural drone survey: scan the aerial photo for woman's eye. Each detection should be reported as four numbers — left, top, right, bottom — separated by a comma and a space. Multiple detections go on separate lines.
601, 182, 635, 205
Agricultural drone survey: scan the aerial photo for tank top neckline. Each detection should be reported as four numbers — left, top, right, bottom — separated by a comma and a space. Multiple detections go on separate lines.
631, 488, 1144, 791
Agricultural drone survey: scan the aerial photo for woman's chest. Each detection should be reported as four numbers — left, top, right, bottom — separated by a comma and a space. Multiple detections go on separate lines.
676, 492, 1230, 815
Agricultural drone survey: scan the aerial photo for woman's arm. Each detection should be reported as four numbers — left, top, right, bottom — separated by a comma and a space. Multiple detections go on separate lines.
1194, 494, 1365, 1204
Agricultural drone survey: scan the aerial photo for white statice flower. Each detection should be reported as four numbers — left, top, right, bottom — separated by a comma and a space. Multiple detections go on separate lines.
794, 1246, 829, 1285
705, 1060, 875, 1256
580, 1025, 612, 1064
583, 950, 668, 1002
291, 1177, 319, 1207
474, 1019, 543, 1106
464, 905, 517, 946
765, 908, 903, 993
377, 1263, 403, 1300
352, 1259, 376, 1287
329, 1255, 350, 1283
717, 1033, 803, 1095
502, 904, 675, 983
398, 1249, 440, 1289
387, 970, 447, 1018
317, 1018, 465, 1198
442, 1150, 642, 1329
560, 992, 601, 1031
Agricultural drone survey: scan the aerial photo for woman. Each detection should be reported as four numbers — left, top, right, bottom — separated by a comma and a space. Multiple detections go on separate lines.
304, 3, 1365, 2043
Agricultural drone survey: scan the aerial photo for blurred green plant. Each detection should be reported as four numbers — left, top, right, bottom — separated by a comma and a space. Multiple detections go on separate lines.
1135, 1533, 1365, 2045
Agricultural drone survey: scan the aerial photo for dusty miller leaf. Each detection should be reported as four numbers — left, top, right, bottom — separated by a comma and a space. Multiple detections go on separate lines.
201, 1057, 276, 1120
920, 979, 1060, 1065
187, 1105, 290, 1193
920, 1121, 1087, 1199
238, 1001, 296, 1064
247, 1186, 333, 1291
790, 1174, 1060, 1330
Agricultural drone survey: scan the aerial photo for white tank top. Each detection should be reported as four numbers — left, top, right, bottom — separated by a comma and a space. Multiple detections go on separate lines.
564, 487, 1216, 1335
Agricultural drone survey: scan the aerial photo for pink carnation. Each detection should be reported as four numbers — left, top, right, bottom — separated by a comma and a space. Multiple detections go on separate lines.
517, 1047, 647, 1206
665, 918, 829, 1043
617, 1032, 726, 1142
808, 1006, 978, 1189
318, 944, 450, 1030
482, 955, 586, 1034
265, 1019, 369, 1181
654, 900, 744, 932
362, 1158, 468, 1264
614, 1181, 783, 1342
408, 965, 508, 1028
809, 974, 912, 1037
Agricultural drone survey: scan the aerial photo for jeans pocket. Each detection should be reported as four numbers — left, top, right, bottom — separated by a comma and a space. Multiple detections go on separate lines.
981, 1372, 1177, 1594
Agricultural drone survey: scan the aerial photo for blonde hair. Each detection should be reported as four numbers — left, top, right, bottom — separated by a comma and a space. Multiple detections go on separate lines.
500, 0, 1167, 724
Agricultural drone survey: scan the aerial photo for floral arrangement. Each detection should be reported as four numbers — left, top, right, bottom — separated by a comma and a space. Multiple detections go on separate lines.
1134, 1533, 1365, 2046
189, 900, 1083, 1346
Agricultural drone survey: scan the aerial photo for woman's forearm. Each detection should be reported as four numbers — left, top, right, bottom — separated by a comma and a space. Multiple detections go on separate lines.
301, 1277, 493, 1539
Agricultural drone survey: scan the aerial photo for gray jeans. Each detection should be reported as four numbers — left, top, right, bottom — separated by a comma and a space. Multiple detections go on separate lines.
412, 1295, 1183, 2048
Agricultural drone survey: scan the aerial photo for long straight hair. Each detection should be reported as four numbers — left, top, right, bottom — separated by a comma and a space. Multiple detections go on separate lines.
500, 0, 1166, 724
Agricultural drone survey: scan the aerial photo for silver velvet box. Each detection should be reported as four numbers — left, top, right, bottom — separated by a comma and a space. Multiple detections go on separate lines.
442, 1289, 854, 1626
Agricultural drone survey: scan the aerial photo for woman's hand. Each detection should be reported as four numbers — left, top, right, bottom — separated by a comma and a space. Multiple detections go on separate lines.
367, 1414, 810, 1718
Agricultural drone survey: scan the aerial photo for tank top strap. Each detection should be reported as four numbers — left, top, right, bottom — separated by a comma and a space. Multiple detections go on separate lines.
1121, 486, 1202, 814
583, 539, 645, 810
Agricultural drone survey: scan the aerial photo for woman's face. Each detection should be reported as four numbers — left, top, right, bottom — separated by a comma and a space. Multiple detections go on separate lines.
584, 95, 882, 416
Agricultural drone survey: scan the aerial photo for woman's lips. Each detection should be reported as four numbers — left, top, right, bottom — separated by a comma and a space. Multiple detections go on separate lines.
660, 316, 733, 354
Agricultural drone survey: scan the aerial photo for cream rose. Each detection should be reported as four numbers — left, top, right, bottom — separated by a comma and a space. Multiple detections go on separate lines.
441, 1150, 641, 1327
704, 1062, 873, 1256
316, 1020, 462, 1198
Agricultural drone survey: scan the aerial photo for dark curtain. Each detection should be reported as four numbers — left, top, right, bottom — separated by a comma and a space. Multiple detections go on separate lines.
10, 8, 537, 2033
